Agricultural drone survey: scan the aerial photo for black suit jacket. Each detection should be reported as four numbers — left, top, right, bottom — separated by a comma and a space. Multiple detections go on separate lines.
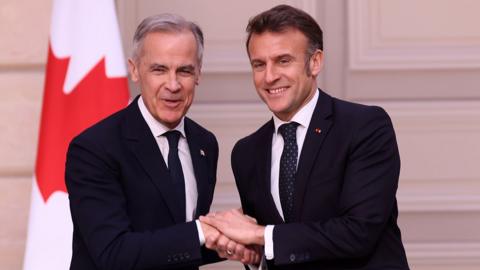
66, 96, 220, 270
232, 89, 409, 269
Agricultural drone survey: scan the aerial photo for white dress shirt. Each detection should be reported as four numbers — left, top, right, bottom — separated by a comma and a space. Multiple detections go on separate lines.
138, 97, 205, 244
264, 89, 319, 260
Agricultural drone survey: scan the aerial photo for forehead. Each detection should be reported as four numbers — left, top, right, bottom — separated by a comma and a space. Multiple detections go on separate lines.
248, 29, 309, 58
140, 31, 198, 63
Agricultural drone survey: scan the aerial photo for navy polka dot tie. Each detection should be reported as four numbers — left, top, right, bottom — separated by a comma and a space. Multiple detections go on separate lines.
164, 130, 186, 221
278, 122, 299, 222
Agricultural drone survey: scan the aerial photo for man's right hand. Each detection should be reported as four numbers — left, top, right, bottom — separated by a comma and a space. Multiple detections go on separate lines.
200, 220, 220, 250
200, 220, 261, 265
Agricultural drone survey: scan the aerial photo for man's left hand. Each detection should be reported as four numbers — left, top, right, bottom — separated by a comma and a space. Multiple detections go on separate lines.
200, 209, 265, 246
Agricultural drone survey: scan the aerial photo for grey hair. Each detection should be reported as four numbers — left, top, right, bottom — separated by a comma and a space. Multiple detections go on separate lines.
131, 13, 204, 66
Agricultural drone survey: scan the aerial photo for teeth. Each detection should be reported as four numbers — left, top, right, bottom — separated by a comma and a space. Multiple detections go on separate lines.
268, 87, 287, 94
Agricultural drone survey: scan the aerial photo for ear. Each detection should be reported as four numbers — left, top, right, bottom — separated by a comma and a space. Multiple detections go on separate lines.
195, 68, 201, 85
309, 49, 324, 77
128, 58, 139, 82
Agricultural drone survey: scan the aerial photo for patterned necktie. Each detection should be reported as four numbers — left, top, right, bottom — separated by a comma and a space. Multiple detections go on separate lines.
164, 130, 186, 221
278, 122, 299, 222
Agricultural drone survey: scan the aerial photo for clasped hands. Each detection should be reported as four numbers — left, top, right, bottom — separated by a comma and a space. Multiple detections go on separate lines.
199, 208, 265, 265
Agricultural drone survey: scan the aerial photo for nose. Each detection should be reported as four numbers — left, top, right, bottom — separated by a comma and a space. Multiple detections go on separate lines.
166, 72, 180, 92
264, 64, 279, 84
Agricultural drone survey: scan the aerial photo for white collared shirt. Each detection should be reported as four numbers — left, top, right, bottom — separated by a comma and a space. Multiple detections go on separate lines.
264, 89, 319, 260
138, 97, 205, 243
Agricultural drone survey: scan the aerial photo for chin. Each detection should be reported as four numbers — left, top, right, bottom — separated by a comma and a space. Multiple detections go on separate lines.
267, 101, 288, 113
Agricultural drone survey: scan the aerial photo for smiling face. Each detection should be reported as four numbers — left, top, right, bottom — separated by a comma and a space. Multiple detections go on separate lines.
128, 31, 200, 128
248, 28, 323, 121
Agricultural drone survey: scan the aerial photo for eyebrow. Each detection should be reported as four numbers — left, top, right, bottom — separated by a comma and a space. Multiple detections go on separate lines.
250, 53, 295, 63
178, 64, 196, 71
148, 63, 196, 72
274, 54, 294, 61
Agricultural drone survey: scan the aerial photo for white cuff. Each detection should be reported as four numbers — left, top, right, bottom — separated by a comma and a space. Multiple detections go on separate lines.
264, 225, 275, 260
195, 219, 205, 245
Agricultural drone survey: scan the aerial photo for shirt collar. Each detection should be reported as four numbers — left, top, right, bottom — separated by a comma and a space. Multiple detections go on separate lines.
138, 96, 186, 138
273, 89, 319, 134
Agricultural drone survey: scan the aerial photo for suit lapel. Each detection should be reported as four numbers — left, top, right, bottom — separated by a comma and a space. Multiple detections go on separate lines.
293, 90, 333, 221
122, 97, 184, 223
255, 120, 284, 224
184, 119, 211, 218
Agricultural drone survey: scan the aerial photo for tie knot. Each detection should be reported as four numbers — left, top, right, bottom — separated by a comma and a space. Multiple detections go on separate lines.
164, 130, 182, 150
278, 122, 299, 141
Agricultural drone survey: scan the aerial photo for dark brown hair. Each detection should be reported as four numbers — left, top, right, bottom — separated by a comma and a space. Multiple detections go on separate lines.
246, 4, 323, 57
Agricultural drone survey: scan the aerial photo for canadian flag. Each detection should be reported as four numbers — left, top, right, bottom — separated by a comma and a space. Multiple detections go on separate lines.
23, 0, 130, 269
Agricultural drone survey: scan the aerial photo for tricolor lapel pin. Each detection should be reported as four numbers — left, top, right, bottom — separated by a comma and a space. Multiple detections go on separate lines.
314, 128, 322, 134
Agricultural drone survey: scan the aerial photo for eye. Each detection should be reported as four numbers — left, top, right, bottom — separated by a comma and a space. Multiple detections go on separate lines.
251, 62, 265, 71
151, 66, 167, 73
178, 67, 195, 76
279, 57, 292, 65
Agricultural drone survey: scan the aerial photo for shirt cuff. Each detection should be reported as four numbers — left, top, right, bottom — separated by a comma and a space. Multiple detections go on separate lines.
195, 219, 205, 245
264, 225, 275, 260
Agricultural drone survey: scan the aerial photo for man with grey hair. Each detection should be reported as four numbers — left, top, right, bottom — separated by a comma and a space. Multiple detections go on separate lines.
66, 13, 259, 270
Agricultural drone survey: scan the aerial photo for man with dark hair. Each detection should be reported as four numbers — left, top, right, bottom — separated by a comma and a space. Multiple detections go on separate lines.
201, 5, 410, 269
66, 13, 258, 270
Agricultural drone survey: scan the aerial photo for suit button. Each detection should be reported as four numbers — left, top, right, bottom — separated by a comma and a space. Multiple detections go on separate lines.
289, 254, 296, 262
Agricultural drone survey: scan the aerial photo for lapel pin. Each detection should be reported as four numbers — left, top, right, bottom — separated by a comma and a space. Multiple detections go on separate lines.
314, 128, 322, 134
200, 149, 206, 156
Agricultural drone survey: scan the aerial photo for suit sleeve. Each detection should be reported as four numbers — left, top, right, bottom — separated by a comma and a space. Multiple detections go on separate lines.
199, 132, 223, 265
272, 107, 401, 265
231, 140, 255, 217
66, 135, 204, 270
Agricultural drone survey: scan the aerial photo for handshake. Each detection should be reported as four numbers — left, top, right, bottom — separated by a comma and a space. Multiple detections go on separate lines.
199, 209, 265, 265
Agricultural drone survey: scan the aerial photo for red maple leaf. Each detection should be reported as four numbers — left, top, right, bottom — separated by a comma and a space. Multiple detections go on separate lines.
35, 44, 130, 202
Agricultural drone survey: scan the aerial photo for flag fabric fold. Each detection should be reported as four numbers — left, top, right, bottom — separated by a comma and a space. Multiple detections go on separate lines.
23, 0, 130, 269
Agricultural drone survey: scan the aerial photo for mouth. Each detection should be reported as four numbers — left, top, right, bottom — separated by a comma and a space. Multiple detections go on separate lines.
266, 86, 288, 95
163, 98, 182, 107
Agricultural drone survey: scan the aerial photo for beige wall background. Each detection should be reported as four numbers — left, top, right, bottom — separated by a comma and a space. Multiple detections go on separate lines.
1, 0, 479, 269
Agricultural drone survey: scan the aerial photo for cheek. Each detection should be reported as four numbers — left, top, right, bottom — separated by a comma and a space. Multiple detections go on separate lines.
253, 72, 264, 86
183, 85, 196, 104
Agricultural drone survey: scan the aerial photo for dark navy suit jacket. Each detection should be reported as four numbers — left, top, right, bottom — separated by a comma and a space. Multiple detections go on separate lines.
66, 96, 219, 270
232, 89, 409, 269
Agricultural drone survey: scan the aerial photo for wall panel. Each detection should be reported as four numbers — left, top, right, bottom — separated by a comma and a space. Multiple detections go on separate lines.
0, 0, 51, 68
347, 0, 480, 100
348, 0, 480, 70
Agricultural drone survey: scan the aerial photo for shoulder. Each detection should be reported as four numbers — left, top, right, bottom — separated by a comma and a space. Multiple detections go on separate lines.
232, 120, 272, 158
185, 117, 218, 148
70, 106, 128, 148
333, 98, 390, 122
330, 98, 397, 155
329, 98, 393, 137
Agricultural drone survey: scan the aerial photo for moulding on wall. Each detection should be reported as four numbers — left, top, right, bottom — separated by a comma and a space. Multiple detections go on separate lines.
348, 0, 480, 70
406, 242, 480, 266
398, 193, 480, 212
